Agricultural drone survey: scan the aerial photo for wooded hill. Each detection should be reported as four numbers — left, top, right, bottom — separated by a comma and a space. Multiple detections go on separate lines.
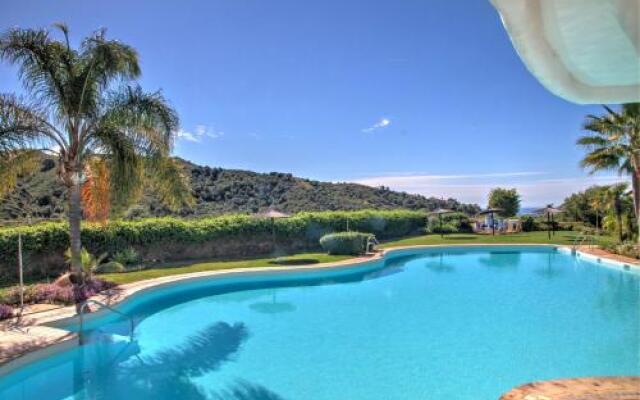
0, 155, 480, 220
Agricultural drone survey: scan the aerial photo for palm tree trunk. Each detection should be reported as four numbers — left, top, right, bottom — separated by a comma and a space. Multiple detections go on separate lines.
68, 180, 83, 279
617, 211, 623, 242
633, 172, 640, 242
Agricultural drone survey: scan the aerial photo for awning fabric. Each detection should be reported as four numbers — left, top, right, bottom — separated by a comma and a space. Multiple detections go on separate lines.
491, 0, 640, 104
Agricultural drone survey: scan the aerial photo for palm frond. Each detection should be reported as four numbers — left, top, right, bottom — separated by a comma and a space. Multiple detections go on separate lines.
0, 93, 66, 150
576, 135, 609, 148
0, 149, 40, 198
145, 156, 194, 210
90, 85, 178, 155
0, 27, 75, 119
578, 104, 640, 177
81, 157, 111, 223
73, 30, 140, 117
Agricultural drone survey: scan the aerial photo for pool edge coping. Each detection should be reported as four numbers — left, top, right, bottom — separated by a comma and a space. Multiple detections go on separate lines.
0, 243, 637, 374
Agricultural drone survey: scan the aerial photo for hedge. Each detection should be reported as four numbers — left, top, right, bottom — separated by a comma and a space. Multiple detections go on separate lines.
319, 232, 375, 255
0, 210, 426, 284
426, 212, 473, 234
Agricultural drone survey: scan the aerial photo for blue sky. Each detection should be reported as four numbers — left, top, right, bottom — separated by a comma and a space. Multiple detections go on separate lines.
0, 0, 624, 206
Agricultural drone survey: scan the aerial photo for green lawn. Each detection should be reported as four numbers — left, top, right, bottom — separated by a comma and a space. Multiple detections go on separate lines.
381, 230, 590, 248
100, 252, 351, 285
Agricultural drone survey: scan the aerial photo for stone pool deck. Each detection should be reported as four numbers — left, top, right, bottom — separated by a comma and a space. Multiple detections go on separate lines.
500, 377, 640, 400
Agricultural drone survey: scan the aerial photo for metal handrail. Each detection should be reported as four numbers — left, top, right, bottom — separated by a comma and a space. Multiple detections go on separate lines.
78, 299, 135, 344
572, 233, 595, 251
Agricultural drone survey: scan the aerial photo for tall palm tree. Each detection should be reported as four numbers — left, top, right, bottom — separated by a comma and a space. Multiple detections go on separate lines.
604, 183, 628, 242
577, 103, 640, 241
589, 187, 607, 234
0, 25, 192, 279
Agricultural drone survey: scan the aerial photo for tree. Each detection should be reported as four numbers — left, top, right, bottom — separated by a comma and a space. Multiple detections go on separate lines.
604, 183, 630, 242
589, 186, 607, 234
577, 104, 640, 241
0, 25, 192, 280
488, 187, 520, 218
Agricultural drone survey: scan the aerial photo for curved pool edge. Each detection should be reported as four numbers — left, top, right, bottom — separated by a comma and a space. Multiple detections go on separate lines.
0, 243, 637, 376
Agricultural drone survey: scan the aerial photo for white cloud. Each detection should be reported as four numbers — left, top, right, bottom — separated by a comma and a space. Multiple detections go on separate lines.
351, 172, 627, 206
362, 118, 391, 133
175, 129, 200, 142
354, 172, 544, 186
176, 125, 224, 142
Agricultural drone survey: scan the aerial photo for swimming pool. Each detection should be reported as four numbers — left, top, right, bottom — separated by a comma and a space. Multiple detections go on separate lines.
0, 245, 638, 399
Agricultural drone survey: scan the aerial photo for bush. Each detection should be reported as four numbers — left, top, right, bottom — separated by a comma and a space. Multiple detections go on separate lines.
319, 232, 374, 255
521, 216, 538, 232
112, 247, 139, 265
94, 261, 125, 274
0, 210, 426, 284
426, 212, 472, 234
35, 284, 74, 304
0, 278, 116, 306
0, 304, 13, 320
603, 242, 640, 259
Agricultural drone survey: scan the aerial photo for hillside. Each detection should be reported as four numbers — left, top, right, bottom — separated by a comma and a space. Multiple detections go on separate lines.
0, 156, 480, 220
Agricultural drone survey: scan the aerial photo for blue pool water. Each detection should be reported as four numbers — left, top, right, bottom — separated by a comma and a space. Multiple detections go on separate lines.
0, 246, 638, 400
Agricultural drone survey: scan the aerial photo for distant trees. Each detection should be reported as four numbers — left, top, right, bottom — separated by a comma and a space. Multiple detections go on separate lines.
488, 188, 520, 217
561, 183, 635, 242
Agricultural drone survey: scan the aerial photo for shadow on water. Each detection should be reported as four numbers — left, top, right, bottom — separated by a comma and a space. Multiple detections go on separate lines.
72, 321, 249, 400
249, 290, 296, 315
424, 257, 456, 273
211, 380, 286, 400
533, 252, 564, 280
596, 272, 640, 321
478, 251, 522, 270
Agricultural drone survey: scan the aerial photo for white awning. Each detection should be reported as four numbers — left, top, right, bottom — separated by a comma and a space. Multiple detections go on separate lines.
491, 0, 640, 104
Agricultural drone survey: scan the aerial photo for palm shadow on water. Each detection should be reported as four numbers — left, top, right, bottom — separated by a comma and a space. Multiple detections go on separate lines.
76, 321, 251, 400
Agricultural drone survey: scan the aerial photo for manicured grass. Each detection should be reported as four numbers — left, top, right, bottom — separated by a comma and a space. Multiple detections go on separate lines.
381, 230, 613, 248
100, 252, 351, 285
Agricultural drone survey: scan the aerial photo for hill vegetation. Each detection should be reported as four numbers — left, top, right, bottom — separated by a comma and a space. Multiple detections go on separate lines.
1, 155, 480, 220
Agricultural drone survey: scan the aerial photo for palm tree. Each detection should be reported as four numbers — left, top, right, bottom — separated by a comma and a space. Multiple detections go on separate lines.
604, 183, 628, 242
577, 103, 640, 241
589, 187, 607, 234
0, 25, 192, 280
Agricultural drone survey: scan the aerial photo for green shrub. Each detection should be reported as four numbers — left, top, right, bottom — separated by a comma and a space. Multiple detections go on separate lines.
112, 247, 139, 265
426, 212, 472, 234
319, 232, 375, 255
94, 261, 125, 274
601, 242, 640, 259
521, 216, 538, 232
